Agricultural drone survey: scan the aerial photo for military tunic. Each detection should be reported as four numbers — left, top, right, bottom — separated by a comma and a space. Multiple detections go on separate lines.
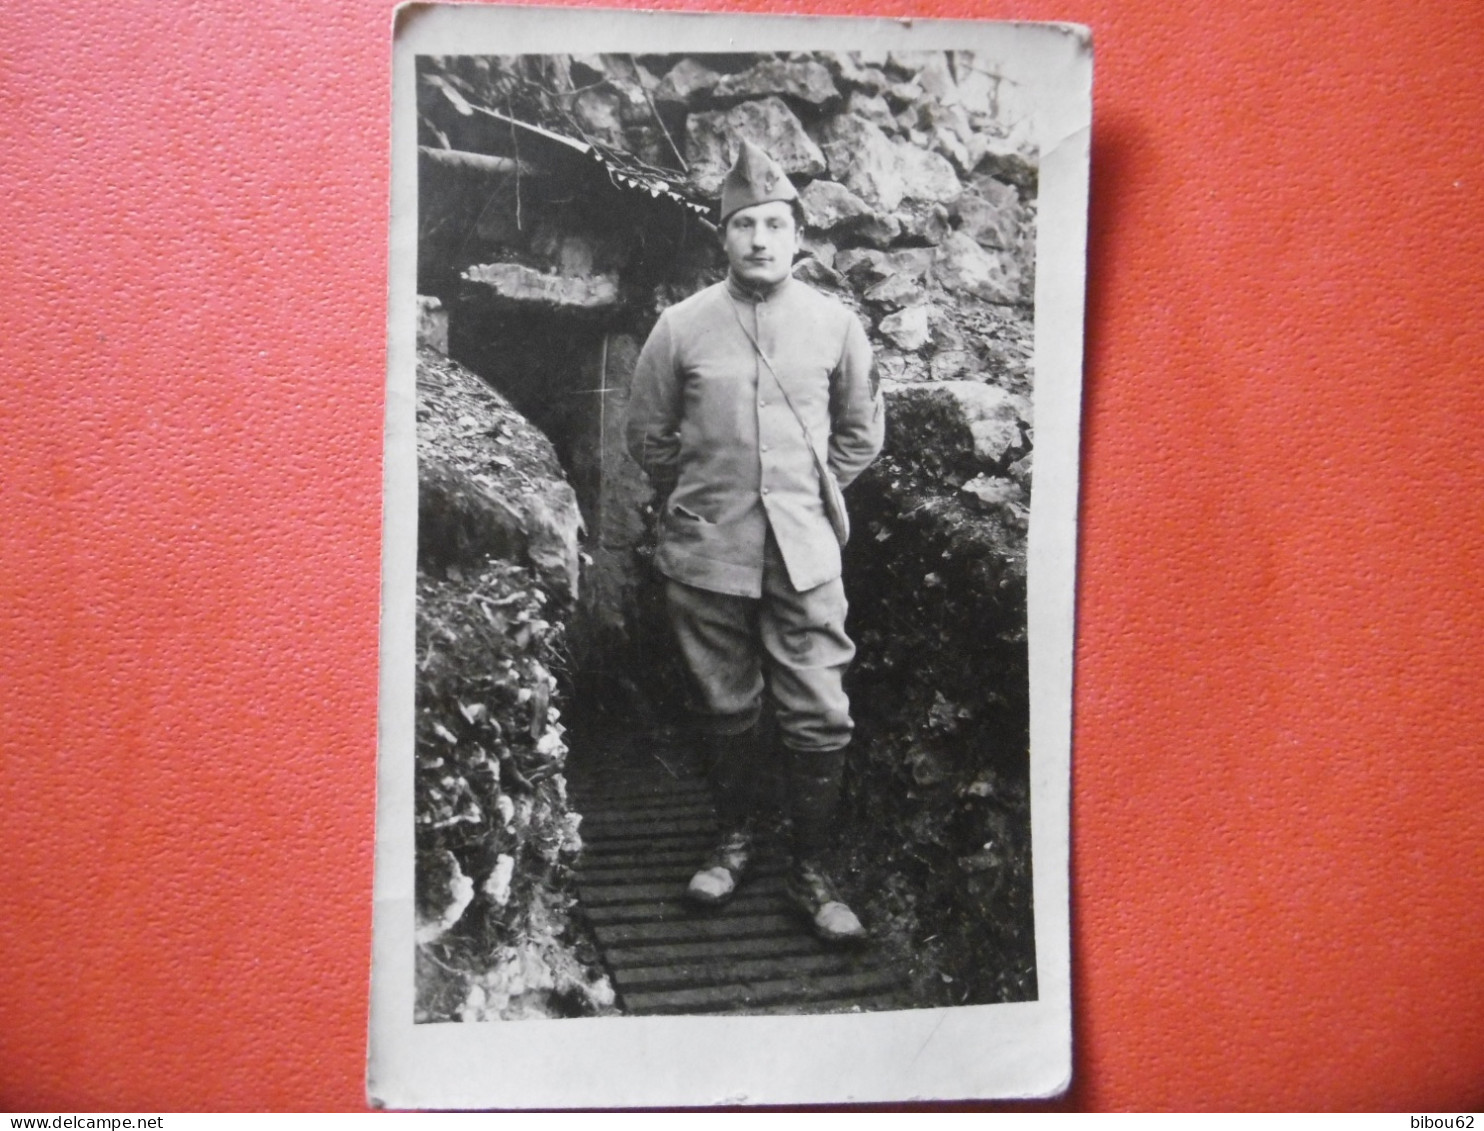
625, 273, 885, 751
625, 275, 884, 598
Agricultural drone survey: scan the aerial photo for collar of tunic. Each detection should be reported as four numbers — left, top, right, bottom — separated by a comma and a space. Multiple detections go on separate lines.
725, 271, 795, 305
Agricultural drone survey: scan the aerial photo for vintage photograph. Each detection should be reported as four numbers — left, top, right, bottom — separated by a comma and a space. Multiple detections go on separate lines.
374, 6, 1087, 1107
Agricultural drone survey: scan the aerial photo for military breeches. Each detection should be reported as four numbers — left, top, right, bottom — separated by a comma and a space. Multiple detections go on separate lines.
664, 534, 855, 753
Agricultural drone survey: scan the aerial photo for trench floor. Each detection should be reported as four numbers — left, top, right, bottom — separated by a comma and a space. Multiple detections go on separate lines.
565, 727, 914, 1016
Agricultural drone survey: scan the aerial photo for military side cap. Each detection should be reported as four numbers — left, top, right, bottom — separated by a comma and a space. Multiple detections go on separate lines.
719, 140, 799, 224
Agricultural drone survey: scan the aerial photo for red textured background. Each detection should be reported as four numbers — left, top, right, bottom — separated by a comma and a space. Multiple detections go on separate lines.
2, 0, 1480, 1112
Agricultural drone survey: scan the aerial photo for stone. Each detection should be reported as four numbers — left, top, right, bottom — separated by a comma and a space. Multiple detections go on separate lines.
685, 97, 826, 196
951, 54, 998, 118
822, 51, 889, 95
941, 381, 1031, 463
462, 263, 620, 314
834, 247, 888, 284
917, 53, 959, 101
995, 78, 1037, 138
711, 59, 840, 108
1000, 117, 1038, 156
654, 57, 722, 104
564, 55, 655, 121
925, 105, 989, 172
628, 127, 677, 172
553, 233, 597, 277
894, 200, 952, 246
815, 113, 906, 211
799, 178, 873, 229
527, 222, 627, 277
521, 479, 585, 602
932, 231, 1018, 304
977, 145, 1038, 194
897, 144, 962, 205
901, 354, 933, 383
969, 174, 1020, 210
568, 54, 608, 85
483, 853, 516, 906
849, 212, 902, 248
886, 81, 925, 110
1007, 451, 1032, 484
875, 349, 907, 383
878, 304, 931, 351
798, 180, 900, 248
960, 474, 1029, 527
418, 295, 449, 354
924, 100, 974, 144
817, 114, 963, 213
864, 273, 924, 310
853, 66, 892, 96
964, 134, 991, 175
612, 77, 658, 126
953, 189, 1019, 250
930, 349, 985, 382
887, 247, 936, 279
841, 246, 934, 287
415, 850, 475, 945
634, 59, 662, 91
608, 54, 648, 84
928, 308, 968, 351
572, 87, 625, 145
846, 90, 896, 131
933, 128, 973, 177
993, 246, 1029, 304
798, 234, 837, 268
416, 349, 584, 599
965, 476, 1029, 525
791, 255, 851, 295
887, 50, 938, 76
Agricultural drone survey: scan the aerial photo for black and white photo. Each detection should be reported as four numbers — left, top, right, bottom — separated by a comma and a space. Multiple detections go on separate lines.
373, 5, 1089, 1107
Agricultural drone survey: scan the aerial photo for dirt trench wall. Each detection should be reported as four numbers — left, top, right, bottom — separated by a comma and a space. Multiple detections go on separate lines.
413, 347, 613, 1021
842, 425, 1035, 1004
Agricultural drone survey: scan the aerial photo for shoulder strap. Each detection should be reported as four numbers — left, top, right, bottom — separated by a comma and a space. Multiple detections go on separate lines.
726, 296, 852, 546
726, 296, 827, 463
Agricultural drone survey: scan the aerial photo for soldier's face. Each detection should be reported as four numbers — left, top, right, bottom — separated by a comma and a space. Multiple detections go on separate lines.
723, 200, 801, 288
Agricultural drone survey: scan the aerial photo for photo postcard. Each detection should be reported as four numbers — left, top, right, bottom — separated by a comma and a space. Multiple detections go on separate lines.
371, 3, 1090, 1107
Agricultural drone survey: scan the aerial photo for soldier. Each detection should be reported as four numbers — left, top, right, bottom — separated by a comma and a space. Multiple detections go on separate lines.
624, 141, 886, 942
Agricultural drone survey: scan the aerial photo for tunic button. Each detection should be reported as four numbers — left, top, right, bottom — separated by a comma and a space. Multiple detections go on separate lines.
761, 444, 770, 452
759, 399, 769, 407
761, 487, 770, 496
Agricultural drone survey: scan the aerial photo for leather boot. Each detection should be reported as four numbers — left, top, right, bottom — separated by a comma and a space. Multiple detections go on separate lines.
685, 727, 762, 907
704, 726, 764, 833
785, 746, 866, 943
